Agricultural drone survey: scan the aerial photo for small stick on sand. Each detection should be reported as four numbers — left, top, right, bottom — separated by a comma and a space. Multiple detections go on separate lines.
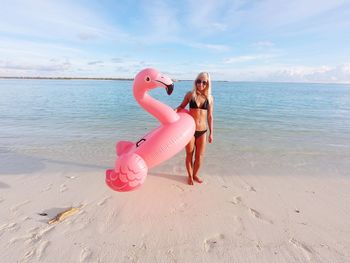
48, 207, 79, 225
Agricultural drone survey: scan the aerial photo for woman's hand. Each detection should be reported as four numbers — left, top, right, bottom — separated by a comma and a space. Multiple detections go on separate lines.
208, 133, 213, 143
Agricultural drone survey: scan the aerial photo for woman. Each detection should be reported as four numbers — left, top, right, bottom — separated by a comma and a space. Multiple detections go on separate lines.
175, 72, 214, 185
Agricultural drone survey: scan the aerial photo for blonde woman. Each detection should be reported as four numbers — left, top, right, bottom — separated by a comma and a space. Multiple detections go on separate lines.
175, 72, 214, 185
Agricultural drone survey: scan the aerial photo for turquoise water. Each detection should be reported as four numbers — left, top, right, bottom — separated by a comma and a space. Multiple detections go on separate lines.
1, 79, 350, 177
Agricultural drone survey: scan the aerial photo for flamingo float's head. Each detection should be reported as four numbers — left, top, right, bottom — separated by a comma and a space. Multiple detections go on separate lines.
133, 68, 174, 97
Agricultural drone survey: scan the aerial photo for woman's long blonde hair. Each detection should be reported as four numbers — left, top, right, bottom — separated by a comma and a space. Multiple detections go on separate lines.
191, 72, 212, 103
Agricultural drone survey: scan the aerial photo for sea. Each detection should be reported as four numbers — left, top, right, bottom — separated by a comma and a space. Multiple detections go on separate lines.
1, 79, 350, 177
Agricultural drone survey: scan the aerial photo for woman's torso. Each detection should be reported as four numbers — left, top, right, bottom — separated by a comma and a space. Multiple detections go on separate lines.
189, 95, 209, 131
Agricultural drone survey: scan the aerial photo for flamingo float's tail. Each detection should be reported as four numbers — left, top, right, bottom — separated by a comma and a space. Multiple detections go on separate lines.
105, 153, 148, 192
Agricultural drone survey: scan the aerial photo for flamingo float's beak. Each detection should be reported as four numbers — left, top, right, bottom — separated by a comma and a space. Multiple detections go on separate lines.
165, 83, 174, 95
155, 79, 174, 95
153, 70, 174, 95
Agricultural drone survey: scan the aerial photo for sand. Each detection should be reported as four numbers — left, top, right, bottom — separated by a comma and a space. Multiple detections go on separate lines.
1, 158, 350, 263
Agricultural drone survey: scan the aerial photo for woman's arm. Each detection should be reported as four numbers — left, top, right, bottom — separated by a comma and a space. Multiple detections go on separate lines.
208, 96, 214, 143
175, 92, 191, 112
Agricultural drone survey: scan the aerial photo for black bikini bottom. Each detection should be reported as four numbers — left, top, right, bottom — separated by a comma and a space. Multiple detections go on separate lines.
194, 130, 207, 139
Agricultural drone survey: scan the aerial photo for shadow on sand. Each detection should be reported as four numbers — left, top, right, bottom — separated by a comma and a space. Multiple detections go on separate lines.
150, 172, 187, 185
0, 148, 105, 175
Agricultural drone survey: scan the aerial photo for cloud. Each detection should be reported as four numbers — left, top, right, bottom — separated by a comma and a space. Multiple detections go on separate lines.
224, 54, 275, 64
193, 62, 350, 83
88, 61, 104, 65
139, 0, 180, 37
0, 0, 127, 42
0, 59, 71, 72
186, 0, 229, 28
77, 33, 99, 41
252, 41, 275, 48
111, 58, 124, 63
211, 22, 228, 31
270, 64, 350, 83
224, 56, 259, 64
189, 42, 230, 52
212, 0, 350, 37
0, 37, 83, 59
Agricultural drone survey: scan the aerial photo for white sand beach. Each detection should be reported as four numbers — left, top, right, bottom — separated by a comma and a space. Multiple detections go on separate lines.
1, 157, 350, 263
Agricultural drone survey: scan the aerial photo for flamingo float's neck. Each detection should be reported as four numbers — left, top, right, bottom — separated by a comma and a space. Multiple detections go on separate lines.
135, 90, 179, 125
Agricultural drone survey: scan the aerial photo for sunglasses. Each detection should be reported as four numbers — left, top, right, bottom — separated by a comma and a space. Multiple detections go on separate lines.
196, 79, 208, 86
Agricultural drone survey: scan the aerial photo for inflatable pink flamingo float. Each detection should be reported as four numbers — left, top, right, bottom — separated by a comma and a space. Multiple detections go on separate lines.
106, 68, 195, 192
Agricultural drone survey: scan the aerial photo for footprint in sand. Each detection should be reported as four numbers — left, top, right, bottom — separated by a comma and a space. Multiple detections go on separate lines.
289, 238, 313, 261
13, 226, 53, 261
79, 247, 93, 262
232, 216, 246, 236
41, 184, 52, 192
60, 184, 68, 192
229, 197, 273, 225
36, 240, 50, 260
128, 242, 147, 262
246, 185, 256, 192
97, 196, 111, 206
239, 180, 257, 192
22, 240, 50, 261
0, 222, 19, 237
172, 184, 185, 192
170, 202, 188, 214
10, 200, 30, 213
249, 208, 273, 224
231, 196, 242, 205
204, 234, 225, 252
25, 226, 54, 245
166, 248, 176, 262
98, 209, 118, 233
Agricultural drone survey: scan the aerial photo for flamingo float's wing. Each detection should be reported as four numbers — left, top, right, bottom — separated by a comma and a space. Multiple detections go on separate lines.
106, 153, 148, 192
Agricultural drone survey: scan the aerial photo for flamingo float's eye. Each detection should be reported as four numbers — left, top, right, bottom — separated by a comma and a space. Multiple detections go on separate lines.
145, 76, 151, 82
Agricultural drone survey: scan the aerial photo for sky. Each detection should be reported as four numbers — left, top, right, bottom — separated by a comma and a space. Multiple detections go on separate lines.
1, 0, 350, 83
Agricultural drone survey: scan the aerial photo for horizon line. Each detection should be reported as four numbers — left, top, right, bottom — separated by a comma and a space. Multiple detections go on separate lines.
0, 76, 349, 85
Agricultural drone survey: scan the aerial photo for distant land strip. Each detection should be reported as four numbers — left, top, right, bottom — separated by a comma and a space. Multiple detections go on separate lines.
0, 76, 134, 81
0, 77, 230, 82
0, 76, 195, 82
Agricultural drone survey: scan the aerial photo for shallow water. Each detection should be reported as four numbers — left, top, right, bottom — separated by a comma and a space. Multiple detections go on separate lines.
1, 79, 350, 177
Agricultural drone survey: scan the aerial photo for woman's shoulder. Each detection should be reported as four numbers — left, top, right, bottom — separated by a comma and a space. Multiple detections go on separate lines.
185, 91, 193, 99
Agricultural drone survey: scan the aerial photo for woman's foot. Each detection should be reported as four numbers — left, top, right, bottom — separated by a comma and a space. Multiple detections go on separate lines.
193, 176, 203, 183
188, 177, 194, 185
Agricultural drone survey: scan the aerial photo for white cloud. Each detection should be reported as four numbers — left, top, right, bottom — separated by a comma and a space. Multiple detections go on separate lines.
184, 62, 350, 83
256, 64, 350, 83
224, 54, 275, 64
224, 55, 258, 63
0, 0, 127, 42
211, 22, 228, 31
186, 0, 233, 34
139, 0, 181, 38
0, 59, 71, 74
189, 42, 230, 52
88, 61, 104, 65
0, 37, 84, 62
221, 0, 349, 35
252, 41, 275, 48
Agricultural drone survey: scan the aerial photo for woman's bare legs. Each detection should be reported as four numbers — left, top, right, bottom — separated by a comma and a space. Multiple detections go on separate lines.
193, 133, 206, 183
185, 137, 195, 185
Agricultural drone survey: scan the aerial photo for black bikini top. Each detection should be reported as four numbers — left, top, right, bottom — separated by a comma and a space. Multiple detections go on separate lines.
189, 97, 209, 110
